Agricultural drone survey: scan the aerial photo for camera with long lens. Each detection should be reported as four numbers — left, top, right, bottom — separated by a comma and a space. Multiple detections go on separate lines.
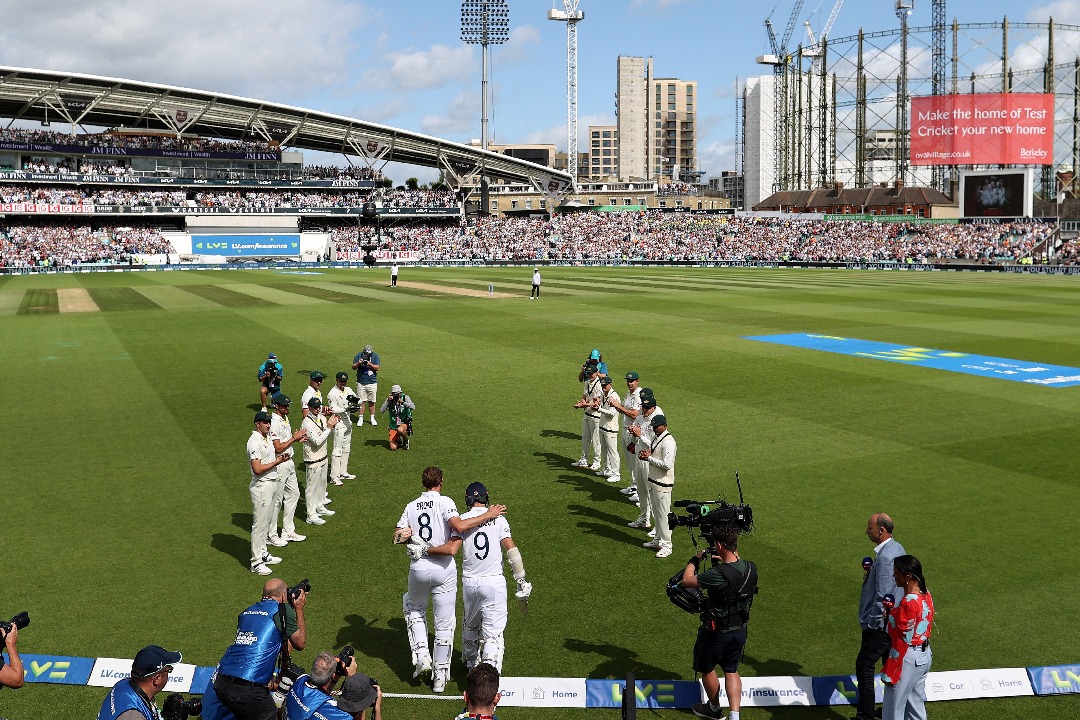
345, 392, 361, 414
162, 694, 202, 720
270, 662, 305, 709
288, 579, 310, 604
335, 645, 355, 677
0, 611, 29, 635
581, 358, 599, 376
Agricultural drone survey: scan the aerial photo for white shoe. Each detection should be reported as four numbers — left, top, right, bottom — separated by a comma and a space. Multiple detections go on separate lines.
369, 416, 378, 426
317, 507, 335, 516
263, 554, 282, 565
307, 516, 326, 525
647, 528, 656, 538
620, 486, 636, 495
267, 534, 288, 547
432, 669, 447, 693
571, 458, 589, 468
282, 531, 307, 542
607, 475, 621, 483
330, 477, 344, 486
356, 417, 364, 427
627, 519, 650, 529
628, 493, 640, 503
251, 563, 272, 575
643, 540, 660, 549
324, 497, 332, 504
413, 658, 432, 679
655, 547, 672, 558
342, 472, 357, 480
589, 463, 601, 471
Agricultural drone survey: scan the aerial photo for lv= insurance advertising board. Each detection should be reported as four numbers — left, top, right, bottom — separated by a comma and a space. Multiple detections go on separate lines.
909, 93, 1054, 166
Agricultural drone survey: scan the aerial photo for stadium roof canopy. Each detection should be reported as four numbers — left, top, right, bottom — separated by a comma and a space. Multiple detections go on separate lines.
0, 65, 572, 187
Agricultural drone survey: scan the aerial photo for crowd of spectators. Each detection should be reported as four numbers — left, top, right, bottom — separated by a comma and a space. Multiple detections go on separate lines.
656, 181, 700, 197
0, 128, 275, 154
0, 222, 173, 267
331, 212, 1053, 264
0, 185, 459, 209
19, 159, 134, 176
303, 164, 383, 181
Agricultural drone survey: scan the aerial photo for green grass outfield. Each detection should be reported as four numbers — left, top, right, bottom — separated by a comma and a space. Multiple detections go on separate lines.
2, 265, 1079, 720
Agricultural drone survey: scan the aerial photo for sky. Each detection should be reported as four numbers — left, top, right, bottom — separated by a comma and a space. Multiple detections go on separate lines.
0, 0, 1076, 184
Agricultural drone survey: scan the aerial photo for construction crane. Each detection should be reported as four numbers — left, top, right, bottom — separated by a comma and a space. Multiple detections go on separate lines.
758, 0, 806, 191
802, 0, 844, 61
548, 1, 584, 189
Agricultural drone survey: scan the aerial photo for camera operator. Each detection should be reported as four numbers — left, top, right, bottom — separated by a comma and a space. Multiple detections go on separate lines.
571, 361, 604, 471
211, 579, 307, 720
97, 645, 182, 720
327, 373, 358, 484
575, 349, 607, 382
0, 619, 25, 689
454, 663, 501, 720
283, 651, 356, 720
379, 384, 415, 451
679, 520, 758, 720
351, 345, 381, 427
258, 353, 283, 413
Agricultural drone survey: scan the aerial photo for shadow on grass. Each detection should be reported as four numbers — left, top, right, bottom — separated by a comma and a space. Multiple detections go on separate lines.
567, 503, 644, 547
552, 469, 625, 504
534, 451, 576, 471
335, 614, 416, 685
364, 439, 391, 450
212, 532, 250, 568
246, 403, 264, 412
540, 428, 580, 441
564, 638, 675, 680
232, 512, 253, 531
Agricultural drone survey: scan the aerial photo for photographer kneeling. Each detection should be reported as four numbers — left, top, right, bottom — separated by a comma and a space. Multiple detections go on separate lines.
284, 650, 358, 720
379, 384, 414, 451
679, 520, 758, 720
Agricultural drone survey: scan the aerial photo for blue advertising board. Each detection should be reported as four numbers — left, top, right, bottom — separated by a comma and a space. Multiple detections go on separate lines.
1027, 664, 1080, 695
744, 333, 1080, 387
12, 653, 95, 685
192, 235, 300, 257
584, 679, 700, 709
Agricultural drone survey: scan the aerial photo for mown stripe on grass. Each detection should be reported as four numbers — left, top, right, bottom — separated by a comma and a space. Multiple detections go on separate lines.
0, 291, 23, 315
131, 285, 221, 310
333, 280, 443, 300
178, 284, 273, 307
227, 283, 326, 305
296, 282, 392, 303
87, 287, 161, 312
258, 282, 368, 303
17, 288, 58, 314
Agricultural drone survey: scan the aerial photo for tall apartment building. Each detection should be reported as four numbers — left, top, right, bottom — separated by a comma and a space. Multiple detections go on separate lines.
615, 56, 697, 184
586, 125, 619, 180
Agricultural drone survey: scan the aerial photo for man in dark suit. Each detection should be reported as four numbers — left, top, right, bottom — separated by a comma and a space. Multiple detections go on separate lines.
854, 513, 905, 720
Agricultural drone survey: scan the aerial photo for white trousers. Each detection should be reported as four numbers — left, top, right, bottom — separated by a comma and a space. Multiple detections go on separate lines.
305, 459, 328, 519
405, 558, 458, 672
648, 485, 673, 550
580, 414, 600, 462
272, 464, 300, 535
628, 447, 651, 521
249, 478, 276, 567
462, 576, 509, 669
599, 428, 620, 476
331, 416, 352, 480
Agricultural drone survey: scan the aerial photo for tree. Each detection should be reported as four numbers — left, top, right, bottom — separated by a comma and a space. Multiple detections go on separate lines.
406, 177, 419, 191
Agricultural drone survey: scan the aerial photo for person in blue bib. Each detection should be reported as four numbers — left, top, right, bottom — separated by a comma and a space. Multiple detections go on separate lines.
284, 651, 356, 720
210, 579, 308, 720
258, 353, 283, 412
97, 645, 182, 720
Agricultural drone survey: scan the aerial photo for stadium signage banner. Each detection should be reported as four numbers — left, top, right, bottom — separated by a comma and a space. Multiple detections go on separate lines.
923, 668, 1033, 701
87, 658, 199, 693
584, 679, 700, 709
910, 93, 1054, 166
0, 202, 93, 214
0, 140, 281, 161
0, 171, 376, 189
336, 250, 421, 262
822, 214, 959, 224
496, 677, 587, 707
192, 234, 301, 256
744, 333, 1080, 387
12, 653, 94, 685
1028, 664, 1080, 695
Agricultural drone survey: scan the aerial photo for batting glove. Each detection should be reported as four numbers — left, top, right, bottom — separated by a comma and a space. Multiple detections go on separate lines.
406, 537, 429, 561
515, 579, 532, 600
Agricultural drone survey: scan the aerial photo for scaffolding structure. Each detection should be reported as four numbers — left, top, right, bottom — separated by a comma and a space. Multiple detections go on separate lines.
748, 18, 1080, 205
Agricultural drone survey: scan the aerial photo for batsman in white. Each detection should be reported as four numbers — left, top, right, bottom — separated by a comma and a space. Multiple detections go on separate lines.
393, 467, 506, 693
424, 481, 531, 674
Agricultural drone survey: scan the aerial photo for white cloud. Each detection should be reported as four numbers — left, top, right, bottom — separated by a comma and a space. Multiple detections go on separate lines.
420, 91, 482, 136
524, 113, 613, 153
496, 25, 541, 64
367, 44, 474, 91
0, 0, 366, 102
1028, 1, 1080, 24
630, 0, 694, 11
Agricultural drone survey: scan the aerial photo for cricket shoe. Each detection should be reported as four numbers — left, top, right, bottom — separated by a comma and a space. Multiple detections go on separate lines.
267, 534, 288, 547
589, 463, 601, 471
691, 702, 726, 719
413, 658, 432, 680
571, 458, 589, 467
356, 417, 365, 427
369, 416, 378, 426
627, 518, 650, 529
606, 475, 621, 483
307, 516, 326, 525
643, 540, 660, 549
620, 486, 637, 495
655, 547, 672, 558
330, 477, 344, 486
251, 563, 272, 576
342, 472, 357, 480
647, 528, 656, 538
262, 554, 282, 565
317, 507, 335, 516
432, 669, 447, 693
282, 531, 307, 542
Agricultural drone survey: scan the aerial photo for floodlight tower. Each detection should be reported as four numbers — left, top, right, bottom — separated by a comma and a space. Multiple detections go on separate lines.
548, 1, 584, 189
461, 0, 510, 213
